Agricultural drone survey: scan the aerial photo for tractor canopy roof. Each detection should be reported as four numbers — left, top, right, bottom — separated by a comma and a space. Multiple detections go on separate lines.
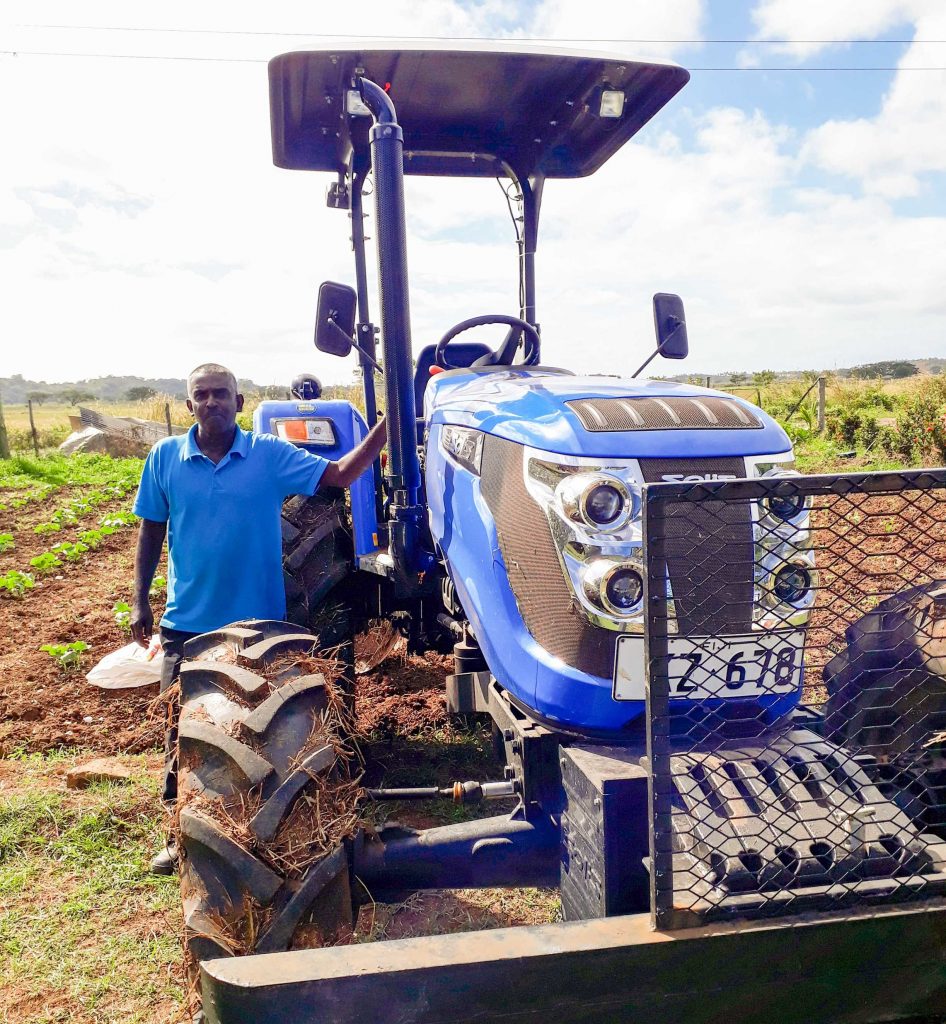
269, 44, 689, 180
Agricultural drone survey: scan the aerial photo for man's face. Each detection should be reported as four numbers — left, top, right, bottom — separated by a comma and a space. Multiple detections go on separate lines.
186, 372, 243, 433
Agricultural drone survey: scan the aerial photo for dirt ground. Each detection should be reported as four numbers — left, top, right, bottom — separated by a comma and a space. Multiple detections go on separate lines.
803, 489, 946, 701
0, 482, 556, 1024
8, 463, 945, 1021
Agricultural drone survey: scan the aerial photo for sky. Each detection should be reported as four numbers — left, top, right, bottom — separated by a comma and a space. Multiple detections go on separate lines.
2, 0, 945, 387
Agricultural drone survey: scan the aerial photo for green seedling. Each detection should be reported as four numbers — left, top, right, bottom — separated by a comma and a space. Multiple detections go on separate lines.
29, 552, 62, 574
77, 528, 104, 548
0, 533, 14, 553
9, 498, 26, 510
34, 521, 61, 536
113, 601, 132, 631
100, 511, 137, 529
0, 570, 34, 597
150, 575, 166, 597
39, 641, 90, 673
50, 541, 89, 563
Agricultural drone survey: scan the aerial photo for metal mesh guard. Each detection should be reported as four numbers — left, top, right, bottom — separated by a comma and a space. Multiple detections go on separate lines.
643, 469, 946, 930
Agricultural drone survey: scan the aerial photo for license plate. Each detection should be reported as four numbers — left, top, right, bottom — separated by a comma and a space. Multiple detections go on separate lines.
613, 631, 804, 701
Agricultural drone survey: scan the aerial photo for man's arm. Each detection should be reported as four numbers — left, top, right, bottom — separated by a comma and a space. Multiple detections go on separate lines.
131, 518, 167, 647
319, 417, 387, 489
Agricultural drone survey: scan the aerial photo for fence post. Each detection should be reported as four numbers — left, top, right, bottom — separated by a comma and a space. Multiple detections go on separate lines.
164, 402, 172, 437
818, 376, 826, 433
27, 400, 39, 456
704, 375, 711, 389
0, 392, 9, 459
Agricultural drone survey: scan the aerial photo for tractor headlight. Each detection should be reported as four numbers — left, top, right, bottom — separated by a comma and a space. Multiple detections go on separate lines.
440, 425, 484, 475
581, 560, 644, 616
557, 473, 635, 533
773, 563, 811, 604
766, 492, 804, 521
525, 452, 646, 632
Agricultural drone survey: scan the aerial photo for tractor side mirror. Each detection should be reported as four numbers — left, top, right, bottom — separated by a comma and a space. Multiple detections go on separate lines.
315, 282, 357, 357
653, 293, 689, 360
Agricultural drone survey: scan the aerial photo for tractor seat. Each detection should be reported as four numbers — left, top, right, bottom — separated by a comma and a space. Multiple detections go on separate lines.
413, 341, 492, 440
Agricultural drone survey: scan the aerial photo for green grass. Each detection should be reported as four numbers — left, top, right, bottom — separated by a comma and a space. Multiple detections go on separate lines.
792, 433, 908, 474
0, 453, 142, 491
0, 752, 181, 1023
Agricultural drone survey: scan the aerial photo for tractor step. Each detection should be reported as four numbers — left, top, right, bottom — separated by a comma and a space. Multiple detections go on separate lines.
200, 902, 946, 1024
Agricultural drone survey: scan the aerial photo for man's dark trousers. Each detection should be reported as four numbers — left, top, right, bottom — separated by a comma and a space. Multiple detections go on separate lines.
159, 625, 200, 808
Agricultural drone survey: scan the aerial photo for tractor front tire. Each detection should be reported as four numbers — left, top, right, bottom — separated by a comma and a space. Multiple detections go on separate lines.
174, 620, 359, 980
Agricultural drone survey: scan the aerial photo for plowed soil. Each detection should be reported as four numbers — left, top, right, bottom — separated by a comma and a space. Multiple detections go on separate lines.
0, 493, 457, 756
0, 521, 166, 756
803, 489, 946, 701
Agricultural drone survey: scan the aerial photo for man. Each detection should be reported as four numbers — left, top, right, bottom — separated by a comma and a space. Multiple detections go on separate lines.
131, 363, 386, 873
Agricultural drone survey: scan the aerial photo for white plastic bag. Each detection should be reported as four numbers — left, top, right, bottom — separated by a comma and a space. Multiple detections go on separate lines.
86, 636, 164, 690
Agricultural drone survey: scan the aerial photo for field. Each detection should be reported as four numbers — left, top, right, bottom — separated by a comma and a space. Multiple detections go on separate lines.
0, 454, 553, 1023
0, 385, 364, 454
2, 375, 945, 1022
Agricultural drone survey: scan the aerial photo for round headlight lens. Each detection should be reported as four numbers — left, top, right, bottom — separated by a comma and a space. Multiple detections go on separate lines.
774, 564, 811, 604
605, 567, 644, 611
767, 493, 805, 521
557, 473, 634, 533
581, 560, 644, 616
585, 483, 624, 527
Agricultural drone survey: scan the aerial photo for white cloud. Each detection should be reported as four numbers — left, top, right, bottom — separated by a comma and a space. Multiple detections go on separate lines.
0, 0, 944, 388
528, 0, 704, 60
794, 7, 946, 198
746, 0, 936, 59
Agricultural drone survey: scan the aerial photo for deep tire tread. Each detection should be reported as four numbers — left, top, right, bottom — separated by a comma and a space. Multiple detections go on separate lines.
178, 622, 354, 976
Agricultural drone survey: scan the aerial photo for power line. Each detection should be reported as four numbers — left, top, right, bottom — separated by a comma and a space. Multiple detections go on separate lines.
0, 50, 263, 64
3, 49, 944, 71
11, 25, 942, 44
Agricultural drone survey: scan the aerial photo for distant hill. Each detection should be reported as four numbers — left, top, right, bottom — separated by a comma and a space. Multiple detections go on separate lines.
0, 374, 271, 405
669, 357, 945, 386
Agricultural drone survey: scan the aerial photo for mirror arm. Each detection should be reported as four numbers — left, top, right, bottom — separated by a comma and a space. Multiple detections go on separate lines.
633, 316, 685, 377
631, 348, 659, 379
352, 339, 382, 373
324, 317, 382, 372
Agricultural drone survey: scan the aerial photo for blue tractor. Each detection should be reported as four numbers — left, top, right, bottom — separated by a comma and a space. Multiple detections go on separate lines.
176, 47, 946, 1024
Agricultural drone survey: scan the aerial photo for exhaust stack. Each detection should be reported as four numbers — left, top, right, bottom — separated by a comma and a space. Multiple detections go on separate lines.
357, 76, 432, 586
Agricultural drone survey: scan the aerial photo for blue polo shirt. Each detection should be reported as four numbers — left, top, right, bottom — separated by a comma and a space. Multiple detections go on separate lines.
133, 425, 328, 634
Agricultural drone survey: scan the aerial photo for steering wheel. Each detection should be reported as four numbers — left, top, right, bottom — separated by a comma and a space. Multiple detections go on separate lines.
433, 314, 541, 369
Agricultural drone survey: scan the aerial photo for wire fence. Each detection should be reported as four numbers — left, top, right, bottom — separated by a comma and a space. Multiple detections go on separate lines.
643, 470, 946, 929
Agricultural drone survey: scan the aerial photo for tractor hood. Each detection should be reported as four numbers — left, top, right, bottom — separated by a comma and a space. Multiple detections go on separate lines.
425, 368, 790, 457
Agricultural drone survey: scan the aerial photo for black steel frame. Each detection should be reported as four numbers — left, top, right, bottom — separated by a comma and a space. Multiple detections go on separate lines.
643, 468, 946, 931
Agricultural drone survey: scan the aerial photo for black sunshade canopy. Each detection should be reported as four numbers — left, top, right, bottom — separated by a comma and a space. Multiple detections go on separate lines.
269, 44, 689, 180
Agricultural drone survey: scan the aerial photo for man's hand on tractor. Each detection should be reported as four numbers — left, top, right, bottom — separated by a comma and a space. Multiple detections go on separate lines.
130, 599, 154, 649
320, 415, 387, 489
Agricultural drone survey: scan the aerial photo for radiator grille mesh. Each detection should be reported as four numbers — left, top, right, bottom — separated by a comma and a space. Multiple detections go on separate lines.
639, 458, 752, 636
480, 436, 617, 679
568, 396, 761, 432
